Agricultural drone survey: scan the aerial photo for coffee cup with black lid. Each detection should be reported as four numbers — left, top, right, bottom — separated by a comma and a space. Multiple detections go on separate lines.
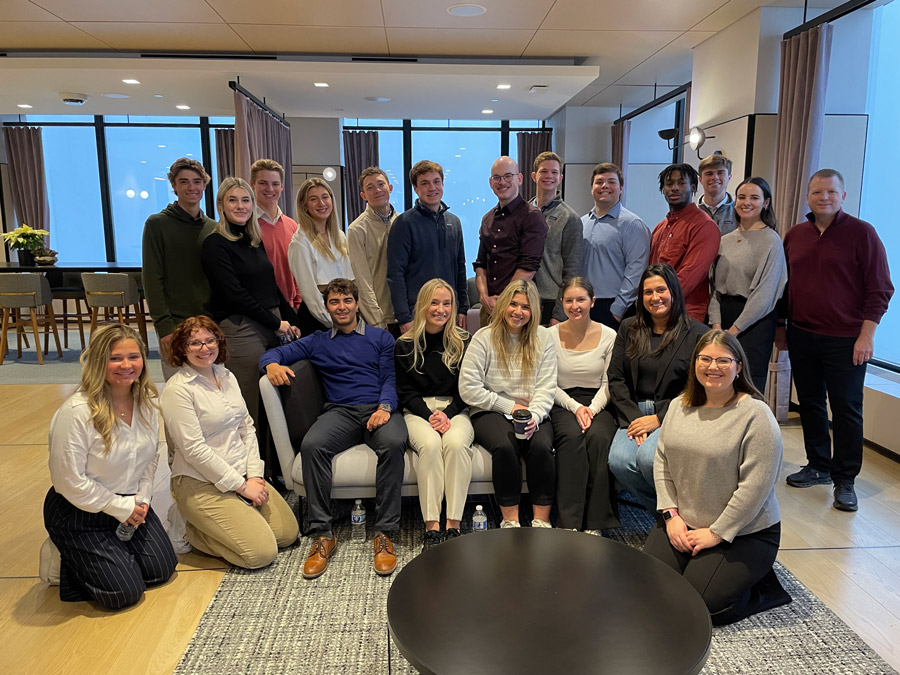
512, 409, 532, 439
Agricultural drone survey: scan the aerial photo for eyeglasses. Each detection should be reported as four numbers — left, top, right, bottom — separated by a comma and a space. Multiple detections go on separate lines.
490, 172, 516, 184
188, 337, 218, 351
696, 355, 737, 368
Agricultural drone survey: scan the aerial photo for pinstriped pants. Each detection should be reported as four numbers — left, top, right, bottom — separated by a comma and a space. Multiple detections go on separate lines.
43, 488, 177, 610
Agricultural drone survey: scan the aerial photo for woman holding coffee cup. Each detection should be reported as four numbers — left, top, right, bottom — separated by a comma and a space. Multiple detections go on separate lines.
459, 279, 558, 528
548, 277, 620, 533
607, 264, 707, 511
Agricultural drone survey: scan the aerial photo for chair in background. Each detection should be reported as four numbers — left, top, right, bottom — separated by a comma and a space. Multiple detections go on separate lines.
81, 272, 148, 345
0, 273, 63, 365
50, 272, 88, 351
466, 276, 482, 332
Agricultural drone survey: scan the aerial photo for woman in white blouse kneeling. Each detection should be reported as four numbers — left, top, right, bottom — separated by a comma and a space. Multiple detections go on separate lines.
161, 316, 298, 569
44, 324, 176, 609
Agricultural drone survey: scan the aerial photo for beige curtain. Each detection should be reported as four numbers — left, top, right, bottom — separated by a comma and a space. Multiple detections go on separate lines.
233, 89, 293, 217
516, 130, 553, 203
610, 120, 631, 200
3, 127, 50, 243
214, 128, 235, 184
342, 130, 379, 222
769, 23, 833, 419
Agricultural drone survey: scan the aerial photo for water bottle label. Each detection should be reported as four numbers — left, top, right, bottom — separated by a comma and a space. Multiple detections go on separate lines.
351, 514, 365, 525
473, 519, 487, 531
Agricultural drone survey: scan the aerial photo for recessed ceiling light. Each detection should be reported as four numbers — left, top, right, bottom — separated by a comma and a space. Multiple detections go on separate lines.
454, 154, 461, 158
17, 104, 32, 109
496, 84, 511, 90
481, 109, 494, 114
459, 147, 466, 150
314, 82, 330, 88
122, 79, 141, 85
125, 189, 136, 198
154, 177, 165, 181
153, 94, 164, 98
103, 93, 130, 99
364, 96, 392, 102
176, 105, 191, 110
490, 99, 499, 102
158, 144, 166, 148
447, 3, 486, 17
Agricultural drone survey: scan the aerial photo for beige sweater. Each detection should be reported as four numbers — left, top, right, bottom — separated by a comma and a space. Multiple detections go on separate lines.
654, 394, 782, 542
348, 205, 397, 328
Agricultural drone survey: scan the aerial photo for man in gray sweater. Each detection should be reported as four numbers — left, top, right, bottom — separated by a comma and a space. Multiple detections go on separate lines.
529, 152, 583, 325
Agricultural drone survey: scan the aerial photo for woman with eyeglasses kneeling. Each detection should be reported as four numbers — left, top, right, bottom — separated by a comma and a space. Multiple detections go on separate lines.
645, 329, 791, 625
459, 279, 558, 529
44, 324, 176, 609
161, 316, 298, 569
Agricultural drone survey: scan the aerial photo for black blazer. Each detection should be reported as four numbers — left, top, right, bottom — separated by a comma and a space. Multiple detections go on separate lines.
608, 317, 708, 428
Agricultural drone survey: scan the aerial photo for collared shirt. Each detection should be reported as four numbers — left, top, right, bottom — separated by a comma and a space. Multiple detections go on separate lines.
259, 318, 398, 409
699, 193, 737, 236
163, 364, 265, 493
49, 392, 160, 522
784, 209, 893, 337
256, 205, 302, 309
531, 195, 583, 321
348, 204, 398, 328
473, 195, 547, 297
581, 201, 651, 319
649, 203, 721, 321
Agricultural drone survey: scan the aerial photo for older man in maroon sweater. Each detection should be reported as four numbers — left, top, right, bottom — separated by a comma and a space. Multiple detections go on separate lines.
781, 169, 893, 512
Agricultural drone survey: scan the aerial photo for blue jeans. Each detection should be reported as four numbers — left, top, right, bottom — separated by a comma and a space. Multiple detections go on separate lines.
608, 400, 659, 511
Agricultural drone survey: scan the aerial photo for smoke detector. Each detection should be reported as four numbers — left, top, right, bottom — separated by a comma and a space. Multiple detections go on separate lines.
59, 92, 88, 105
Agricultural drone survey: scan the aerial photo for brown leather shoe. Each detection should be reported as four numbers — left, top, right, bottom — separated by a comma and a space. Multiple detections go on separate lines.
373, 533, 397, 576
303, 536, 338, 579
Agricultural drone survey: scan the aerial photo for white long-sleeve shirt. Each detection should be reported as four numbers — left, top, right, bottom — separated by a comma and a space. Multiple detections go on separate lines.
548, 323, 616, 414
287, 229, 353, 327
459, 325, 558, 424
48, 391, 159, 523
162, 365, 264, 492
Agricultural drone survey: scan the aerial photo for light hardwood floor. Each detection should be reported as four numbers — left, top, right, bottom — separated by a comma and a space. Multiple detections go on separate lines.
2, 383, 900, 673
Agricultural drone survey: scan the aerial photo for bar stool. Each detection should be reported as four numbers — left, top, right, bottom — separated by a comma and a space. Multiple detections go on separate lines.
50, 272, 88, 350
81, 272, 148, 346
0, 273, 63, 365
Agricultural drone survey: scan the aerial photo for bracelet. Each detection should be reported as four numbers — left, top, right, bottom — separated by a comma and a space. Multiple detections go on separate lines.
238, 481, 247, 495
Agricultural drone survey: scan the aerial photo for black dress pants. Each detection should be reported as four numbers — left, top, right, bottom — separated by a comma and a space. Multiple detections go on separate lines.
718, 294, 777, 393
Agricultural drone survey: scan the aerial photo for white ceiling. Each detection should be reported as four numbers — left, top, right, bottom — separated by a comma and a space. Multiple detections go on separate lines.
0, 0, 846, 119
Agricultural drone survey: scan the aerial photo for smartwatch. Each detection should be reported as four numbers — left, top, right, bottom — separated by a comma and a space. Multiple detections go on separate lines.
662, 509, 678, 521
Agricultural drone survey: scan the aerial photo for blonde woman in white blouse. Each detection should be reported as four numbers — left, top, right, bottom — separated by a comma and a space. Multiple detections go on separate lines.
288, 177, 354, 330
549, 277, 620, 533
162, 316, 298, 569
44, 324, 176, 610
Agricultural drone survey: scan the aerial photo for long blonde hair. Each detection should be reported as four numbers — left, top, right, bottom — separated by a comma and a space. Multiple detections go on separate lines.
488, 279, 542, 381
398, 278, 469, 373
215, 176, 262, 247
79, 324, 159, 453
295, 177, 348, 261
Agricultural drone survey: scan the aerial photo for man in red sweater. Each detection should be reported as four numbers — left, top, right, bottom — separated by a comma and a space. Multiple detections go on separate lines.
781, 169, 893, 512
649, 164, 720, 321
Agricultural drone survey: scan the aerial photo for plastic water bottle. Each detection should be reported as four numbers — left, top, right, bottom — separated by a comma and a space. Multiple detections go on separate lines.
351, 499, 366, 542
472, 505, 488, 532
116, 494, 146, 542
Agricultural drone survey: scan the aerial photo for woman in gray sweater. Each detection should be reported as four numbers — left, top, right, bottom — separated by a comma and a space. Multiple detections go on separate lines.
645, 329, 791, 625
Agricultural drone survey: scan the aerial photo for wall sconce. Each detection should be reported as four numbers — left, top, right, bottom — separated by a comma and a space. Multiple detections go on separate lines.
657, 128, 679, 151
688, 126, 716, 157
322, 167, 337, 182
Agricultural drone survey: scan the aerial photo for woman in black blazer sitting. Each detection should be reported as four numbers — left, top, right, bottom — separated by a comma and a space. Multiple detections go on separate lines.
607, 263, 707, 510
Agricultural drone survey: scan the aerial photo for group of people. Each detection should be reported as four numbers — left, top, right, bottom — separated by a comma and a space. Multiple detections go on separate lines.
42, 149, 891, 629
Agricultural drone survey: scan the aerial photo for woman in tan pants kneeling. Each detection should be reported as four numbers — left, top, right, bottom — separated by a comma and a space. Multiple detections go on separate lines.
161, 316, 298, 569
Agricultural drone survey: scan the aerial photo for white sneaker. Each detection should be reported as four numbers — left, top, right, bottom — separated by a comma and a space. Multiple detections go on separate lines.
531, 519, 552, 528
167, 503, 193, 554
584, 529, 602, 536
500, 519, 521, 528
39, 538, 61, 585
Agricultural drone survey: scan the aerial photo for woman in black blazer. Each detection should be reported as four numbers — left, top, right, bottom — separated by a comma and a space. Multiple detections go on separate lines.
607, 263, 707, 510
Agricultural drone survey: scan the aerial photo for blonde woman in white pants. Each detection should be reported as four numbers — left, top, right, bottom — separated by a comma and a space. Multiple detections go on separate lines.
394, 279, 473, 552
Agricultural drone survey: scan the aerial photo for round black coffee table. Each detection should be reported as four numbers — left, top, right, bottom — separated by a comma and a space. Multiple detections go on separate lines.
387, 528, 711, 675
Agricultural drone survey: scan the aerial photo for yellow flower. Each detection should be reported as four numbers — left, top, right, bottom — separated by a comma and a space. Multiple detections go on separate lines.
2, 224, 51, 251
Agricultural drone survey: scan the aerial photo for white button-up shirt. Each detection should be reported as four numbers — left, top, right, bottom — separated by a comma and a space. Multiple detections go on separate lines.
162, 364, 264, 492
49, 391, 160, 522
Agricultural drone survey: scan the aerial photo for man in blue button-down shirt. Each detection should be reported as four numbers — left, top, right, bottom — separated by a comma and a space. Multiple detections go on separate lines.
581, 162, 651, 328
259, 278, 406, 579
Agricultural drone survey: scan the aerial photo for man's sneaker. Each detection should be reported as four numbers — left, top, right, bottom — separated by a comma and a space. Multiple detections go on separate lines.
421, 530, 442, 552
500, 519, 521, 528
531, 519, 552, 528
786, 466, 832, 488
833, 483, 859, 512
442, 528, 461, 542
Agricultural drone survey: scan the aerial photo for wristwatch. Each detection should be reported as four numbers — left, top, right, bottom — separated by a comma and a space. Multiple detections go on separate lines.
379, 403, 393, 413
662, 508, 678, 521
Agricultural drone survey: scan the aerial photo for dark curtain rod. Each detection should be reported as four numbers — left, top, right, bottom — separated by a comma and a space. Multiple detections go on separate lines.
228, 80, 290, 128
613, 82, 690, 125
784, 0, 877, 39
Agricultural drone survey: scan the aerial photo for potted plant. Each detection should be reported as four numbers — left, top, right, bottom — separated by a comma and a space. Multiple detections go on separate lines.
2, 223, 50, 266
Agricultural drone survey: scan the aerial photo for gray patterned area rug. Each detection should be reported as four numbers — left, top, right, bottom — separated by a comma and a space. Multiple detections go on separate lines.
175, 496, 896, 675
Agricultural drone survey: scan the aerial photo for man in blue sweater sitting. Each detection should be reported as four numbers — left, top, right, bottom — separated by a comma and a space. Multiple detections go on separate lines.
259, 278, 407, 579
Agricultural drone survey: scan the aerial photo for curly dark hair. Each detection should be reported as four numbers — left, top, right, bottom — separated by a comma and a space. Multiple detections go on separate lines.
321, 278, 359, 303
167, 316, 228, 367
658, 163, 700, 193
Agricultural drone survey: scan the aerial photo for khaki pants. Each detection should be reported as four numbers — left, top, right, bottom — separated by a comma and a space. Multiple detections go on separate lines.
404, 397, 474, 522
172, 475, 298, 569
